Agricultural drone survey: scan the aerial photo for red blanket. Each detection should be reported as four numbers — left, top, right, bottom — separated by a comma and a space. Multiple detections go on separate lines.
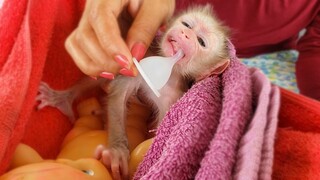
273, 88, 320, 179
1, 0, 320, 178
0, 0, 85, 172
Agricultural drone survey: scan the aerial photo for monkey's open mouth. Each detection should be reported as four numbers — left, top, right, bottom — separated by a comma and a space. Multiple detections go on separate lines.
168, 37, 179, 55
168, 37, 186, 60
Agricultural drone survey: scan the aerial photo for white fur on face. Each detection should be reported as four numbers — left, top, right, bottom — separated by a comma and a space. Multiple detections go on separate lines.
161, 4, 229, 79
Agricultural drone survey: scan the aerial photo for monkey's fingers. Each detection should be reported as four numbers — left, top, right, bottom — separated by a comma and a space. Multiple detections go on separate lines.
110, 151, 129, 180
37, 82, 54, 97
101, 149, 112, 168
94, 145, 106, 160
36, 96, 50, 110
120, 153, 129, 180
97, 147, 129, 180
110, 155, 121, 180
36, 81, 75, 120
99, 149, 121, 180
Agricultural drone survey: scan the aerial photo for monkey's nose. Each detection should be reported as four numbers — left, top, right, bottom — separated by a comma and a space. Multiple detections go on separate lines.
181, 30, 190, 39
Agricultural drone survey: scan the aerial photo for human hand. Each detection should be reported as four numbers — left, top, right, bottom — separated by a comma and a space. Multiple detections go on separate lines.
65, 0, 175, 79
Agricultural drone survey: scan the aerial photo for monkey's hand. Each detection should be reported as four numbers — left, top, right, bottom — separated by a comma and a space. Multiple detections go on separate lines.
94, 144, 130, 180
36, 81, 75, 121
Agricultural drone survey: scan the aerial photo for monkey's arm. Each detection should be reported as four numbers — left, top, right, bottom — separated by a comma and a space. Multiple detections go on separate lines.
95, 76, 141, 180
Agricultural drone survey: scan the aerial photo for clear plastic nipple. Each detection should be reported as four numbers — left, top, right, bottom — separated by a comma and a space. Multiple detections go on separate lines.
133, 50, 184, 97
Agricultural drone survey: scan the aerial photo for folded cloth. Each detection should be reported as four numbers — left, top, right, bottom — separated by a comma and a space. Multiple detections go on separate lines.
233, 69, 280, 180
134, 42, 280, 179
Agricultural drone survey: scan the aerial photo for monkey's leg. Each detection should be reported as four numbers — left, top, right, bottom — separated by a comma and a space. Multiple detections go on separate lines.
36, 77, 102, 121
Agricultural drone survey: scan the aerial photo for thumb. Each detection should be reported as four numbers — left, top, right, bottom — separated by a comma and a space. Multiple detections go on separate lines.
126, 0, 174, 60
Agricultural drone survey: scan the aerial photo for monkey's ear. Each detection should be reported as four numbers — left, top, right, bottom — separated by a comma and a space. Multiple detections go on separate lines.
196, 59, 230, 81
211, 59, 230, 75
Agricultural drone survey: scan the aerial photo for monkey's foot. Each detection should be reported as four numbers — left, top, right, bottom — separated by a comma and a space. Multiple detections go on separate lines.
36, 81, 75, 121
94, 144, 130, 180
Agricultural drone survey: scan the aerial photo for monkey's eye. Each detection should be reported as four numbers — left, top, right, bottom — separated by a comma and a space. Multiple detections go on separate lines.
197, 37, 206, 47
181, 21, 191, 29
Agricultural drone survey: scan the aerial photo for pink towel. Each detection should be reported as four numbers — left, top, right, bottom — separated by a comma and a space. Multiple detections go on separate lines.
135, 41, 279, 179
233, 69, 280, 180
134, 43, 280, 179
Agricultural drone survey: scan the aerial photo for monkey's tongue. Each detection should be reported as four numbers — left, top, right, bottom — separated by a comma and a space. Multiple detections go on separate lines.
169, 39, 180, 56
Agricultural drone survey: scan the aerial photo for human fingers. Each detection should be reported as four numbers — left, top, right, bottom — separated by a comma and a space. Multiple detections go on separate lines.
127, 0, 175, 60
75, 22, 122, 74
65, 0, 120, 78
65, 31, 110, 77
68, 26, 126, 79
87, 0, 137, 76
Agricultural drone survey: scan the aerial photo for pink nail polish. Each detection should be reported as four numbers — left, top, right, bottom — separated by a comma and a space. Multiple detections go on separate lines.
131, 42, 147, 61
114, 54, 129, 69
119, 68, 134, 77
99, 72, 115, 80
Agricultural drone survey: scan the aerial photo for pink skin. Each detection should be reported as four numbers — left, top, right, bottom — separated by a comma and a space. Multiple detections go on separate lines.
161, 26, 198, 64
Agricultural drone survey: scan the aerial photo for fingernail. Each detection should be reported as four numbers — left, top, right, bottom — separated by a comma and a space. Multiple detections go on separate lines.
131, 42, 147, 61
119, 68, 135, 77
90, 76, 97, 80
114, 54, 130, 69
99, 72, 115, 80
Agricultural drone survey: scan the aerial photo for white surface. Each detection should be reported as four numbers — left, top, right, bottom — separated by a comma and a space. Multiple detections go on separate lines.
133, 58, 161, 97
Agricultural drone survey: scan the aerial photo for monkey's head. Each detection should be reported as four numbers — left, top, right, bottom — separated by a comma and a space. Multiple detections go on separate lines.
160, 4, 230, 80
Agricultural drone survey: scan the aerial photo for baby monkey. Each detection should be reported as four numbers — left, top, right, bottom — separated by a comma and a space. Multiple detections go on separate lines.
37, 4, 230, 180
